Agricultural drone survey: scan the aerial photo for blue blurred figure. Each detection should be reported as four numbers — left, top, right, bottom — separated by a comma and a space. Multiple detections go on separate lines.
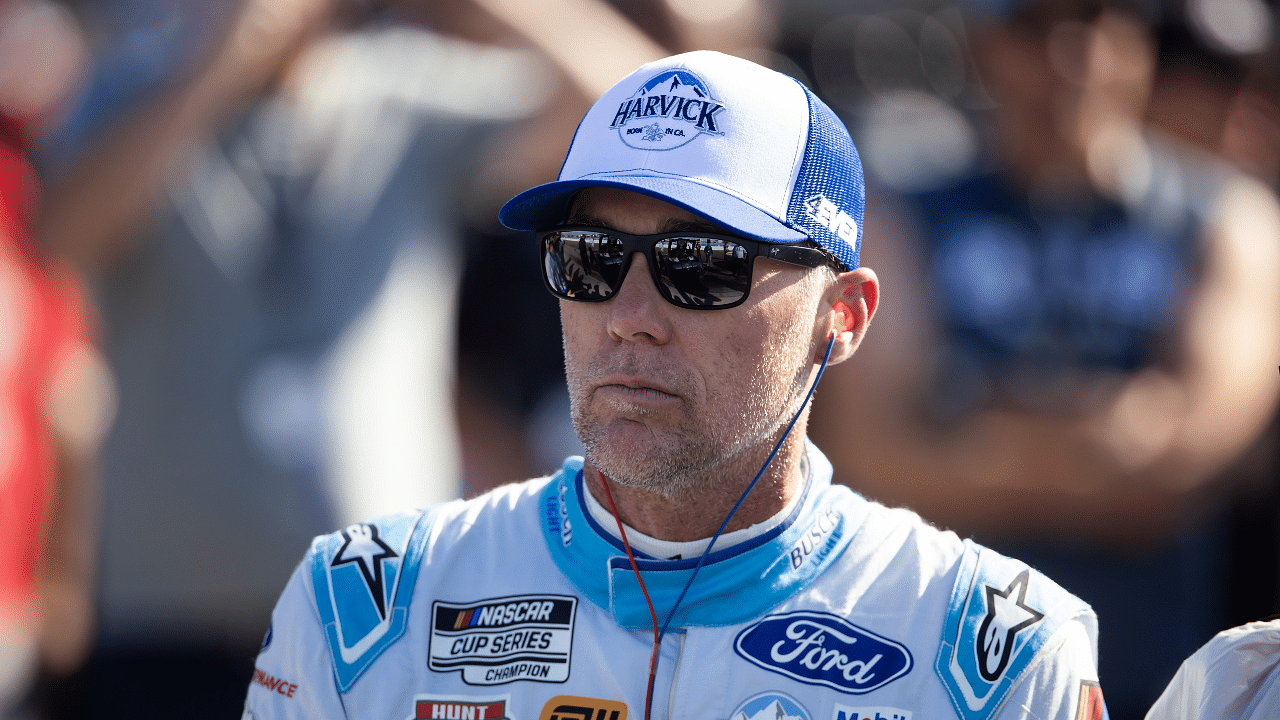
36, 0, 542, 715
807, 1, 1280, 717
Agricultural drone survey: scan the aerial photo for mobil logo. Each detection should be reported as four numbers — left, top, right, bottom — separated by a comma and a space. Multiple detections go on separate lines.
734, 611, 912, 694
832, 706, 912, 720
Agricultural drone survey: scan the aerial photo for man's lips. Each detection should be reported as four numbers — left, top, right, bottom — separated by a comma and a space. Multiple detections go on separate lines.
593, 377, 683, 405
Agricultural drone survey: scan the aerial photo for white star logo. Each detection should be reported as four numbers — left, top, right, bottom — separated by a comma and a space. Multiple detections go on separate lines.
975, 569, 1044, 683
331, 524, 398, 619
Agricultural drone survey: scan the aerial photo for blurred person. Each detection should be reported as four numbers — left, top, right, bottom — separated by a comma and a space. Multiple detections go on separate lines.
444, 0, 789, 496
1143, 4, 1280, 635
36, 0, 543, 715
417, 0, 781, 212
1146, 2, 1280, 189
247, 50, 1107, 720
807, 1, 1280, 717
0, 0, 113, 716
420, 0, 674, 496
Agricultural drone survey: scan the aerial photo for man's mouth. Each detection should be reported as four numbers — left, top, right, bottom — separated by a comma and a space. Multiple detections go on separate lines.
594, 377, 682, 406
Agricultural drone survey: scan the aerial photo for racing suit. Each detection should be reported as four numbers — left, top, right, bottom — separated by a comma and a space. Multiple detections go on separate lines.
245, 443, 1105, 720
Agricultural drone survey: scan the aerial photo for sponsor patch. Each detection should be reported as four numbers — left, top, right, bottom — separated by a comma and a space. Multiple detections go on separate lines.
331, 524, 400, 620
1075, 681, 1107, 720
430, 594, 577, 685
788, 508, 841, 571
935, 542, 1090, 720
555, 477, 573, 546
974, 570, 1043, 682
410, 695, 511, 720
260, 623, 273, 652
803, 194, 859, 246
610, 69, 724, 150
734, 611, 913, 694
310, 511, 432, 692
539, 695, 628, 720
832, 705, 912, 720
251, 668, 298, 699
726, 692, 811, 720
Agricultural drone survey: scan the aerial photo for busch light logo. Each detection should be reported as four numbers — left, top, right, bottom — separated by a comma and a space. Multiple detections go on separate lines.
557, 477, 572, 546
544, 475, 572, 547
734, 611, 912, 694
610, 69, 725, 150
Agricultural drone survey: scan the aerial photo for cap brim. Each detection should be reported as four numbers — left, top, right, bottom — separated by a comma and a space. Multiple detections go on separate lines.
499, 175, 810, 244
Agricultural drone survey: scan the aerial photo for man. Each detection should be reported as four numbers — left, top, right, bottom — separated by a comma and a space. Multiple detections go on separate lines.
245, 51, 1105, 720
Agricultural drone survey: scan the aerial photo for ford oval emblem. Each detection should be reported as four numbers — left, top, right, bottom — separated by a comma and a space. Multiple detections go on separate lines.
733, 611, 913, 694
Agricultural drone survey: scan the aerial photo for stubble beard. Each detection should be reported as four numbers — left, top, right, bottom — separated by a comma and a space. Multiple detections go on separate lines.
566, 315, 819, 502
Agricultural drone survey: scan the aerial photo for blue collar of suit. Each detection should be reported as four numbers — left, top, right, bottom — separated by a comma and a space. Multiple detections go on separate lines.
541, 442, 866, 630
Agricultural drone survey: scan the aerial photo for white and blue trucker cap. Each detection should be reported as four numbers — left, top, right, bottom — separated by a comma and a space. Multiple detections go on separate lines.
499, 50, 864, 270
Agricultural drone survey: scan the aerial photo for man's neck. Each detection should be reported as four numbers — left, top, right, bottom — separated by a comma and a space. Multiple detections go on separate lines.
581, 434, 809, 543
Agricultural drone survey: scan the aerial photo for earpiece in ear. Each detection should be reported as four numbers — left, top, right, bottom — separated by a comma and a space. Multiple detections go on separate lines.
833, 299, 855, 332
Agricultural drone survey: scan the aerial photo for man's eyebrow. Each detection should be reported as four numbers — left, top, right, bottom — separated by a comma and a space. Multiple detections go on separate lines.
659, 218, 730, 234
564, 211, 609, 227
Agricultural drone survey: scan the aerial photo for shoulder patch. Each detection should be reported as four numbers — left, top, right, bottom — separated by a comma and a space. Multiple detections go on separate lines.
309, 509, 433, 692
935, 541, 1090, 720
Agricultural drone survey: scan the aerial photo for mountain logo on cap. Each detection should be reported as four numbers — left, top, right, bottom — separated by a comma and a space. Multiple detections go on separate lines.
610, 70, 725, 150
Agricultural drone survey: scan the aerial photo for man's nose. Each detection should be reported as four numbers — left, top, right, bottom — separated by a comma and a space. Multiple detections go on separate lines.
606, 253, 672, 344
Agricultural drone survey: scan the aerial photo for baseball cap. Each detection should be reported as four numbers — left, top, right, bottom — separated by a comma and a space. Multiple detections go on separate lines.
499, 50, 865, 270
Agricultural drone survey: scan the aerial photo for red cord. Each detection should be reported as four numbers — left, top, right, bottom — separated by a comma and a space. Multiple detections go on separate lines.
590, 334, 838, 720
598, 472, 661, 720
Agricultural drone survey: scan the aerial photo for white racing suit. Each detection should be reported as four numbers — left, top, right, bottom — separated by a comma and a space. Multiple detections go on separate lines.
245, 443, 1107, 720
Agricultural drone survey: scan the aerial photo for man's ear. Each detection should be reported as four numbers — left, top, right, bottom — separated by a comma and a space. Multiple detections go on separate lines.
822, 267, 879, 365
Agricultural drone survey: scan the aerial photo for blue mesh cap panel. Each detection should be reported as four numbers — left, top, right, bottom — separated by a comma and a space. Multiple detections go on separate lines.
784, 85, 865, 270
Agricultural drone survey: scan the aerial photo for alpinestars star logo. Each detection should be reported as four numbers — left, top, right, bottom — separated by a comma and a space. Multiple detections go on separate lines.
976, 569, 1044, 682
331, 524, 398, 620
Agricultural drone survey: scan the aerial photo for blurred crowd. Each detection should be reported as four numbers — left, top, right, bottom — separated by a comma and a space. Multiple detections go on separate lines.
0, 0, 1276, 718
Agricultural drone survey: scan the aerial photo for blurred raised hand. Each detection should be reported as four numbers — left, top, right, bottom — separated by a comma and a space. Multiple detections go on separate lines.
40, 0, 338, 271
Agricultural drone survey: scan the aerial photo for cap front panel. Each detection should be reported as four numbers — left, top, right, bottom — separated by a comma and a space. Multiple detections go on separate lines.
559, 52, 809, 225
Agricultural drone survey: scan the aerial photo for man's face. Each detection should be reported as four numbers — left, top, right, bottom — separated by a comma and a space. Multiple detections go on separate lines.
561, 188, 829, 497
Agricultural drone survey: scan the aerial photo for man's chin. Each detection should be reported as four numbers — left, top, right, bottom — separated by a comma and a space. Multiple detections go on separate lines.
585, 437, 665, 480
582, 424, 681, 486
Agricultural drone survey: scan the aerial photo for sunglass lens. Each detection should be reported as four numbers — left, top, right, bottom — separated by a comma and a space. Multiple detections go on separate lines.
653, 238, 751, 307
544, 231, 626, 301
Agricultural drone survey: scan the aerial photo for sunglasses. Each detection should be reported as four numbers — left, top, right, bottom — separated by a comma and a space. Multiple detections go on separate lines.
539, 226, 842, 310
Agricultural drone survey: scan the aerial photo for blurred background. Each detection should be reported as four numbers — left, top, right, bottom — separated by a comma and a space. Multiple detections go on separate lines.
0, 0, 1276, 717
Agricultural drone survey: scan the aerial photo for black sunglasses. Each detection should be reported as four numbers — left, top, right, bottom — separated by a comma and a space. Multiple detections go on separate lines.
538, 226, 842, 310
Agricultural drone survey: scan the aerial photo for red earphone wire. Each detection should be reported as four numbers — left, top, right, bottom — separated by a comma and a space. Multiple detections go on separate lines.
598, 472, 661, 720
593, 332, 838, 720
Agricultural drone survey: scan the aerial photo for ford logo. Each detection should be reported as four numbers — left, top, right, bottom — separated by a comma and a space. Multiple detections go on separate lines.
734, 612, 912, 694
